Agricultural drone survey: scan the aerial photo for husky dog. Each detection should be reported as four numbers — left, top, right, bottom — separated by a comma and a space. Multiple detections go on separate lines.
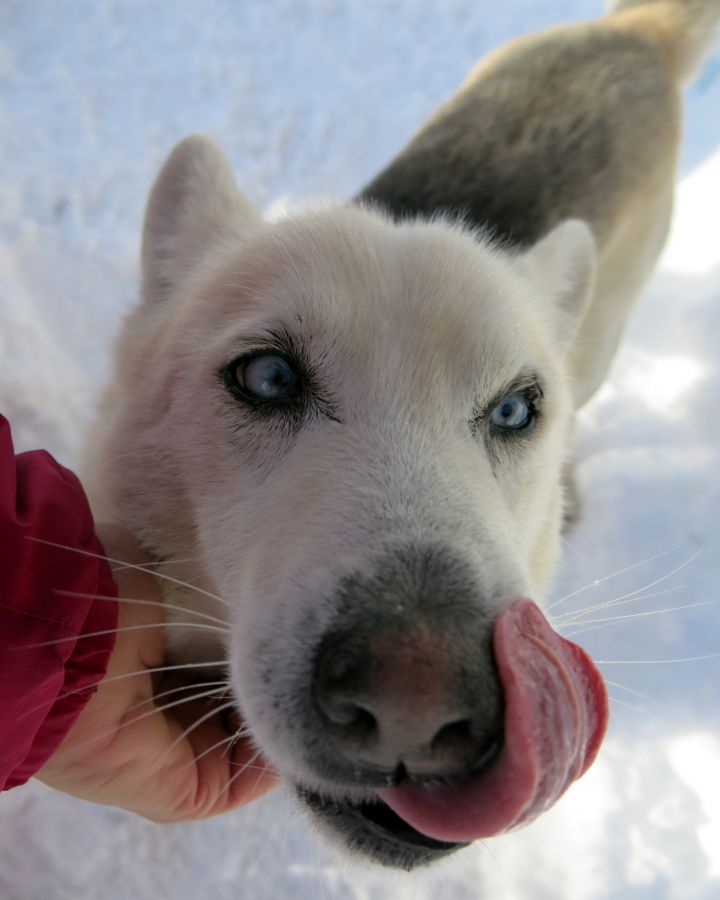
84, 0, 719, 871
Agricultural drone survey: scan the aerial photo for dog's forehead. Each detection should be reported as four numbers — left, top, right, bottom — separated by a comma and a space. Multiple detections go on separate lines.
201, 209, 540, 393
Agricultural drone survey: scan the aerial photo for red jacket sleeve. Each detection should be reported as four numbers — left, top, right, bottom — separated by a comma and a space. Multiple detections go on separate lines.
0, 415, 118, 790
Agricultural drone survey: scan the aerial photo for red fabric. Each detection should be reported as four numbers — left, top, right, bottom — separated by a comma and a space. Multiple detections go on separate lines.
0, 415, 118, 790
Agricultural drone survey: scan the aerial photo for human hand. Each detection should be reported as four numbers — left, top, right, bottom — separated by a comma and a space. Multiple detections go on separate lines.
36, 525, 278, 821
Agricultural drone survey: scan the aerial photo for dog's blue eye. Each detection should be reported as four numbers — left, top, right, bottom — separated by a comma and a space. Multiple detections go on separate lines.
490, 393, 532, 430
238, 354, 299, 401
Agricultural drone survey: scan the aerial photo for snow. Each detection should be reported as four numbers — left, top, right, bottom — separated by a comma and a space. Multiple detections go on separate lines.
1, 1, 718, 898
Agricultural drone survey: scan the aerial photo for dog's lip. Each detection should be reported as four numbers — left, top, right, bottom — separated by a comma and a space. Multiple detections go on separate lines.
297, 786, 468, 854
376, 599, 609, 843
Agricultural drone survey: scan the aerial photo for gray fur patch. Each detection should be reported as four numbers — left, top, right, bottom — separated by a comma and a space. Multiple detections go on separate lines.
357, 29, 675, 247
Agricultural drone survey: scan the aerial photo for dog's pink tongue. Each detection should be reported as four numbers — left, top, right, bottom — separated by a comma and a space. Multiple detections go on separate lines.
377, 599, 608, 843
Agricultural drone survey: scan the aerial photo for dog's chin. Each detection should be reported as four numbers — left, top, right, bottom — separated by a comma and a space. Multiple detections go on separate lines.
297, 786, 468, 870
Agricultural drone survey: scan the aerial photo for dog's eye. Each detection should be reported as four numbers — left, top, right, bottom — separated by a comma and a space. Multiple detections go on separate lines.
489, 393, 533, 431
235, 353, 300, 402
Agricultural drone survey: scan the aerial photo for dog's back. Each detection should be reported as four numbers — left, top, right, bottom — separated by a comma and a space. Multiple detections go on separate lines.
358, 0, 719, 405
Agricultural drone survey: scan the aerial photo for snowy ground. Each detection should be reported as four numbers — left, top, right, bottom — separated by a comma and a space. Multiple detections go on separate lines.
1, 1, 719, 898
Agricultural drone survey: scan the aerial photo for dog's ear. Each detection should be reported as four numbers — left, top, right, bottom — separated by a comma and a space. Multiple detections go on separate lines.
141, 135, 261, 302
516, 219, 596, 348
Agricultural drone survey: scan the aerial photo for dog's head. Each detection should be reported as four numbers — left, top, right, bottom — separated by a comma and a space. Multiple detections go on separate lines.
89, 136, 607, 869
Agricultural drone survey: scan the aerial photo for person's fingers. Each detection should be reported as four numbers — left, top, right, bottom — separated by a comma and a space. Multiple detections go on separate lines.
156, 692, 279, 821
39, 522, 280, 820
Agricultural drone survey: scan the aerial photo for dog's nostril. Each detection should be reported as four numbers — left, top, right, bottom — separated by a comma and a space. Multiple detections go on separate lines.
430, 717, 503, 775
431, 718, 473, 751
323, 699, 360, 726
321, 697, 377, 736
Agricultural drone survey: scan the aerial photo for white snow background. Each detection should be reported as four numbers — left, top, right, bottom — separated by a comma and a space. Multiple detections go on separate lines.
1, 1, 719, 898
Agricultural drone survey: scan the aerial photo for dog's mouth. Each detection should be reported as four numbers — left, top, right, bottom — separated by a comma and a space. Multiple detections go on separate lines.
296, 748, 501, 867
298, 786, 468, 869
297, 600, 608, 864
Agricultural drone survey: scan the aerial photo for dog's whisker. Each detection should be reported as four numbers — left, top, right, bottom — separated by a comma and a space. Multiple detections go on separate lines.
478, 839, 504, 874
607, 695, 646, 712
152, 700, 238, 771
17, 659, 230, 721
112, 556, 201, 571
18, 620, 230, 650
67, 685, 235, 755
53, 589, 229, 627
597, 652, 720, 665
559, 599, 712, 638
233, 738, 262, 754
553, 585, 686, 625
25, 536, 233, 609
126, 685, 233, 725
217, 754, 257, 799
174, 729, 255, 777
128, 679, 231, 714
557, 544, 705, 630
87, 659, 229, 692
147, 573, 232, 611
546, 544, 684, 612
185, 733, 237, 770
225, 749, 268, 795
246, 750, 273, 797
602, 679, 658, 705
559, 534, 592, 564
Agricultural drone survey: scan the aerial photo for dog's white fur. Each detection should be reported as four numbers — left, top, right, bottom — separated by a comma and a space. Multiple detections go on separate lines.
83, 0, 718, 866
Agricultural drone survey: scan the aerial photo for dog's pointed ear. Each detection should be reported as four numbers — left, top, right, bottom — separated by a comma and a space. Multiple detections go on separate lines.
141, 135, 261, 302
516, 219, 596, 348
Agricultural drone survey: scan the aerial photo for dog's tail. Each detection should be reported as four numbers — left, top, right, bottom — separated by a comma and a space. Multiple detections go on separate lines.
606, 0, 720, 82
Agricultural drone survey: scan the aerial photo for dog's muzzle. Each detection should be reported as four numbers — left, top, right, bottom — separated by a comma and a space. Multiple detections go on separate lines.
293, 547, 608, 869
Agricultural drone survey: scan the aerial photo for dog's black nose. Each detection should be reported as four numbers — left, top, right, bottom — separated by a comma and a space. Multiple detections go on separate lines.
312, 621, 503, 778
